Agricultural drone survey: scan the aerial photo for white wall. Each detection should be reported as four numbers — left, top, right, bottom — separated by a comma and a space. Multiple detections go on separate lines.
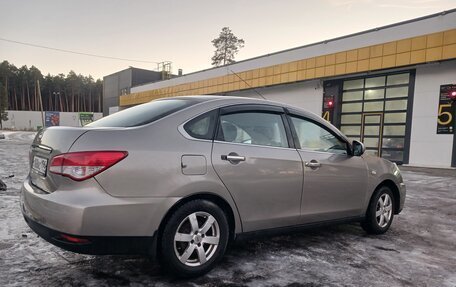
226, 80, 323, 115
408, 60, 456, 168
1, 111, 103, 131
2, 111, 42, 131
59, 112, 80, 127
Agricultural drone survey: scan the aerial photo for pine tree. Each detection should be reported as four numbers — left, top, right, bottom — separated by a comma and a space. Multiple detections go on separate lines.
211, 27, 245, 67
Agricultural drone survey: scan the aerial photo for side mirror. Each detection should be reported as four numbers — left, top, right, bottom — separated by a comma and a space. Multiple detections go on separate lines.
352, 140, 365, 156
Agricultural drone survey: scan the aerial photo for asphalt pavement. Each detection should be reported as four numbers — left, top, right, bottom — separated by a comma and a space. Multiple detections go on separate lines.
1, 131, 455, 287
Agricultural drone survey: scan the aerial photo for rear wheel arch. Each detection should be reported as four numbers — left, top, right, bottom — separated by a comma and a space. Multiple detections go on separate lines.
373, 180, 400, 214
157, 193, 237, 251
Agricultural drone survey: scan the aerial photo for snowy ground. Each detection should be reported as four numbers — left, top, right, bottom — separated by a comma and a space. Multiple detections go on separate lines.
1, 131, 455, 287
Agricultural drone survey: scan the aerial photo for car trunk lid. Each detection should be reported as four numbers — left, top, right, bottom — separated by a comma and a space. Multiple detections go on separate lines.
29, 127, 89, 193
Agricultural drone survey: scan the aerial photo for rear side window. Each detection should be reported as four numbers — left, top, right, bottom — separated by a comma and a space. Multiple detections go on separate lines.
87, 99, 198, 128
217, 112, 289, 148
184, 110, 218, 140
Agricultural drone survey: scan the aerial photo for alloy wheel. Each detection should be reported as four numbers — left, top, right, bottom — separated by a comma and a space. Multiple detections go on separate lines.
173, 211, 220, 267
376, 194, 393, 228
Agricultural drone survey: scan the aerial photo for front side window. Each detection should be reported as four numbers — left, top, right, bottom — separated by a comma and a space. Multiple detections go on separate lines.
291, 116, 347, 154
217, 112, 288, 148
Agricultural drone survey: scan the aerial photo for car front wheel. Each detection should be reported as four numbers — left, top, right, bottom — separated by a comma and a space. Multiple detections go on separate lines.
160, 200, 229, 277
361, 186, 395, 234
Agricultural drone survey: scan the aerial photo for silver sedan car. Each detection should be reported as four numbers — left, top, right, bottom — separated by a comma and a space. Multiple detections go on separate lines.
21, 96, 406, 277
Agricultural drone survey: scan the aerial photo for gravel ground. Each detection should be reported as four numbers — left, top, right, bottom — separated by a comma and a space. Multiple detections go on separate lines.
1, 131, 455, 287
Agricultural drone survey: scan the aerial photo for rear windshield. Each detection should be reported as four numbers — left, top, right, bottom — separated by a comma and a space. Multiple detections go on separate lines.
87, 99, 198, 127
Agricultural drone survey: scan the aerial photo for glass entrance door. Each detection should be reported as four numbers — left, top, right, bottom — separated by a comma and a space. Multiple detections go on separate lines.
361, 113, 383, 156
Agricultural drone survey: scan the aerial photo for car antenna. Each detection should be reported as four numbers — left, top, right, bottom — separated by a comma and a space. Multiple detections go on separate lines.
226, 67, 267, 100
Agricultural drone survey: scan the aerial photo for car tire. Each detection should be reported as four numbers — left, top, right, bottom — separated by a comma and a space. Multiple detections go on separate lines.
160, 199, 229, 278
361, 186, 395, 235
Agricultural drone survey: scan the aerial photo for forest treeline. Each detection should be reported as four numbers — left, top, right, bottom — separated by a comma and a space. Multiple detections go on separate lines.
0, 60, 102, 112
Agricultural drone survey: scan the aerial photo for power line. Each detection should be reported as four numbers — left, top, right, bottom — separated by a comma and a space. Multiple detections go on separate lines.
226, 67, 266, 100
0, 37, 159, 64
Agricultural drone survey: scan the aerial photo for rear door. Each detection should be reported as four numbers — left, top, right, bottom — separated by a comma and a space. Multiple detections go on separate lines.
287, 114, 368, 223
211, 105, 303, 231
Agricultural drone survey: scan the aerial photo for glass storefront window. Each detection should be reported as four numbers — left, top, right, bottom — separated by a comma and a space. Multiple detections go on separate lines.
365, 76, 385, 88
342, 102, 362, 113
364, 126, 380, 136
364, 116, 381, 124
343, 79, 364, 90
341, 114, 362, 124
382, 138, 404, 149
385, 99, 407, 111
363, 137, 379, 148
343, 91, 363, 102
384, 113, 406, 123
387, 73, 409, 85
340, 125, 361, 136
364, 89, 384, 100
338, 72, 411, 163
386, 87, 408, 98
363, 101, 384, 112
383, 125, 406, 136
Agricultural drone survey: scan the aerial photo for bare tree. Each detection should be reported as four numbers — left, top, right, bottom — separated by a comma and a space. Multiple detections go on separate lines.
211, 27, 245, 67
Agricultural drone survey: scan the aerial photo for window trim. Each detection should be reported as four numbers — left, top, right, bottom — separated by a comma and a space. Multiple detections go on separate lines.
286, 113, 352, 156
220, 104, 284, 115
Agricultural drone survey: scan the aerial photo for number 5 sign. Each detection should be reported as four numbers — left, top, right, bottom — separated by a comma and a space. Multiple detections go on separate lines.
437, 84, 456, 134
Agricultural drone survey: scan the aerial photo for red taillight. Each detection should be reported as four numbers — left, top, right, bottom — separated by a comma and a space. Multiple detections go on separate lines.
49, 151, 128, 181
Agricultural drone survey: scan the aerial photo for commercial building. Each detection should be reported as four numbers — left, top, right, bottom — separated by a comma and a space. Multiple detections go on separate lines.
102, 67, 167, 116
114, 10, 456, 168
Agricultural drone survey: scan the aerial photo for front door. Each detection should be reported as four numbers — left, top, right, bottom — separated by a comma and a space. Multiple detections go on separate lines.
211, 106, 303, 232
288, 114, 368, 223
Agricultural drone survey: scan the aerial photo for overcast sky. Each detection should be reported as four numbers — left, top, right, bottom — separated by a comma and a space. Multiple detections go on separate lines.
0, 0, 455, 79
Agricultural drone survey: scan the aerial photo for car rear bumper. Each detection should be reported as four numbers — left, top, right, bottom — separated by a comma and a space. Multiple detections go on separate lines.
21, 177, 180, 237
23, 214, 156, 255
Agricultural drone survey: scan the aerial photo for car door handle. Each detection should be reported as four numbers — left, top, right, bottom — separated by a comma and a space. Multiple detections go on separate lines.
305, 161, 321, 168
225, 155, 246, 161
221, 154, 246, 162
